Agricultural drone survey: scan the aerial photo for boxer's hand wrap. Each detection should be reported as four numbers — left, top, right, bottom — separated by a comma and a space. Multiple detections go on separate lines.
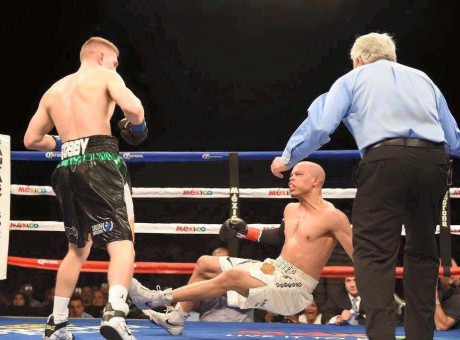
219, 217, 261, 242
51, 135, 62, 151
118, 118, 148, 145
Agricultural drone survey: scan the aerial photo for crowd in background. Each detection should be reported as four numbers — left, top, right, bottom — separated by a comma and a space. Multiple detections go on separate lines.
1, 242, 458, 330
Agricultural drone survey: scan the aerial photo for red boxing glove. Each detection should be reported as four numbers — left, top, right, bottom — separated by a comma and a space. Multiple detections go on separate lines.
219, 218, 261, 242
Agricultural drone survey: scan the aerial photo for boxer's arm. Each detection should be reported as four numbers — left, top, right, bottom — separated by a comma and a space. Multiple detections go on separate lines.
434, 289, 456, 331
434, 304, 456, 330
219, 218, 285, 245
24, 95, 57, 151
330, 210, 354, 261
258, 221, 285, 245
107, 71, 145, 125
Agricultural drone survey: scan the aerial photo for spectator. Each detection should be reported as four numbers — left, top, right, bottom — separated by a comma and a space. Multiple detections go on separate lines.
84, 289, 107, 318
68, 295, 94, 318
434, 260, 460, 330
81, 286, 93, 307
92, 290, 107, 307
99, 282, 109, 298
1, 292, 31, 317
42, 287, 55, 306
299, 299, 322, 324
19, 283, 42, 307
0, 292, 9, 306
12, 292, 30, 307
322, 277, 364, 325
191, 247, 255, 322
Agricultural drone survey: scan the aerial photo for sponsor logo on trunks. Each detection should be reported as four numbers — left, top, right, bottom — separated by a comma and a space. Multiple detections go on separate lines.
17, 186, 49, 194
268, 189, 290, 196
122, 152, 144, 160
61, 138, 89, 159
45, 151, 61, 159
10, 222, 39, 229
176, 226, 206, 233
202, 153, 223, 160
182, 189, 213, 196
275, 282, 302, 288
254, 299, 268, 308
65, 226, 78, 239
92, 221, 114, 235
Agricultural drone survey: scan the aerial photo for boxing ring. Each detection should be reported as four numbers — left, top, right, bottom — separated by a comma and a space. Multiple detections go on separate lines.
1, 135, 459, 339
4, 318, 460, 339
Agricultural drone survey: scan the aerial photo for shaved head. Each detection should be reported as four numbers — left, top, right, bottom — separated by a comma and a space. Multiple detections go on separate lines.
293, 161, 326, 188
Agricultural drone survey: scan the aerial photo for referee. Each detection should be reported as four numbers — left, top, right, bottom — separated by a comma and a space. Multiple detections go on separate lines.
271, 32, 460, 340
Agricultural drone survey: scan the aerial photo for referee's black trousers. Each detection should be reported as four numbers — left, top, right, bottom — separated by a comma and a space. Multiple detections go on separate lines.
352, 145, 449, 340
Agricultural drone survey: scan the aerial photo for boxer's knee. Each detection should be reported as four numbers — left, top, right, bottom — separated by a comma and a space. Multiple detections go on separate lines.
67, 241, 92, 263
195, 255, 221, 279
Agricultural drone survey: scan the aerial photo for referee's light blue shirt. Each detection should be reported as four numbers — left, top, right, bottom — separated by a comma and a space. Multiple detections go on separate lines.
281, 59, 460, 168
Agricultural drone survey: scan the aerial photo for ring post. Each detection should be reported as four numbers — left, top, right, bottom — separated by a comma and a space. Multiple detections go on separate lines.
440, 190, 452, 276
0, 135, 11, 280
228, 152, 240, 257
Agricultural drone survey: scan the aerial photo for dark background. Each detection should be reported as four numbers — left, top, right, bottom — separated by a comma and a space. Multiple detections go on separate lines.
1, 0, 460, 307
2, 0, 460, 151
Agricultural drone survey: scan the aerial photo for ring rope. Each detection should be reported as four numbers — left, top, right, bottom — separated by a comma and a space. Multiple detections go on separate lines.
7, 256, 460, 277
9, 220, 460, 235
10, 185, 460, 199
11, 150, 363, 162
6, 149, 459, 279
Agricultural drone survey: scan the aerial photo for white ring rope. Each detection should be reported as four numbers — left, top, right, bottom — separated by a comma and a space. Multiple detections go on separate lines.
10, 185, 460, 199
11, 185, 460, 235
9, 221, 460, 235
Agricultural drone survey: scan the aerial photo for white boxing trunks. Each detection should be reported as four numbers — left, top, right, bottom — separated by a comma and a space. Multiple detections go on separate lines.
219, 255, 318, 316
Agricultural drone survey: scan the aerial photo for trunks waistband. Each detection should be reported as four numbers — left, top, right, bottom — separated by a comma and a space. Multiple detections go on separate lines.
273, 256, 318, 292
60, 135, 119, 160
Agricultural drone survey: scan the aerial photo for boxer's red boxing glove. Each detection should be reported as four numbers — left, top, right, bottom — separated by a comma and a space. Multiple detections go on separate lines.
219, 217, 261, 242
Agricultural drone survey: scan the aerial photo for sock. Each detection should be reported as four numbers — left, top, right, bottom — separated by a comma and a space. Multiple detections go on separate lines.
108, 285, 129, 314
162, 288, 173, 305
174, 302, 189, 318
52, 296, 70, 323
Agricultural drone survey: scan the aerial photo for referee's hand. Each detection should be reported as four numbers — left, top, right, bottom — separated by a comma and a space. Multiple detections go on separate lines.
271, 157, 290, 178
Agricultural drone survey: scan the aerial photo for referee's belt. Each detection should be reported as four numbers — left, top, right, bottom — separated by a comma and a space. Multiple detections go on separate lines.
367, 138, 445, 152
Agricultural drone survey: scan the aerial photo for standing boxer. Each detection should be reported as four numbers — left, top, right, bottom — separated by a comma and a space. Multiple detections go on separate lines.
24, 36, 148, 340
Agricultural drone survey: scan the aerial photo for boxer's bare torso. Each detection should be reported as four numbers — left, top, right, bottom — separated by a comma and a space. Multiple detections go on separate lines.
281, 200, 352, 281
